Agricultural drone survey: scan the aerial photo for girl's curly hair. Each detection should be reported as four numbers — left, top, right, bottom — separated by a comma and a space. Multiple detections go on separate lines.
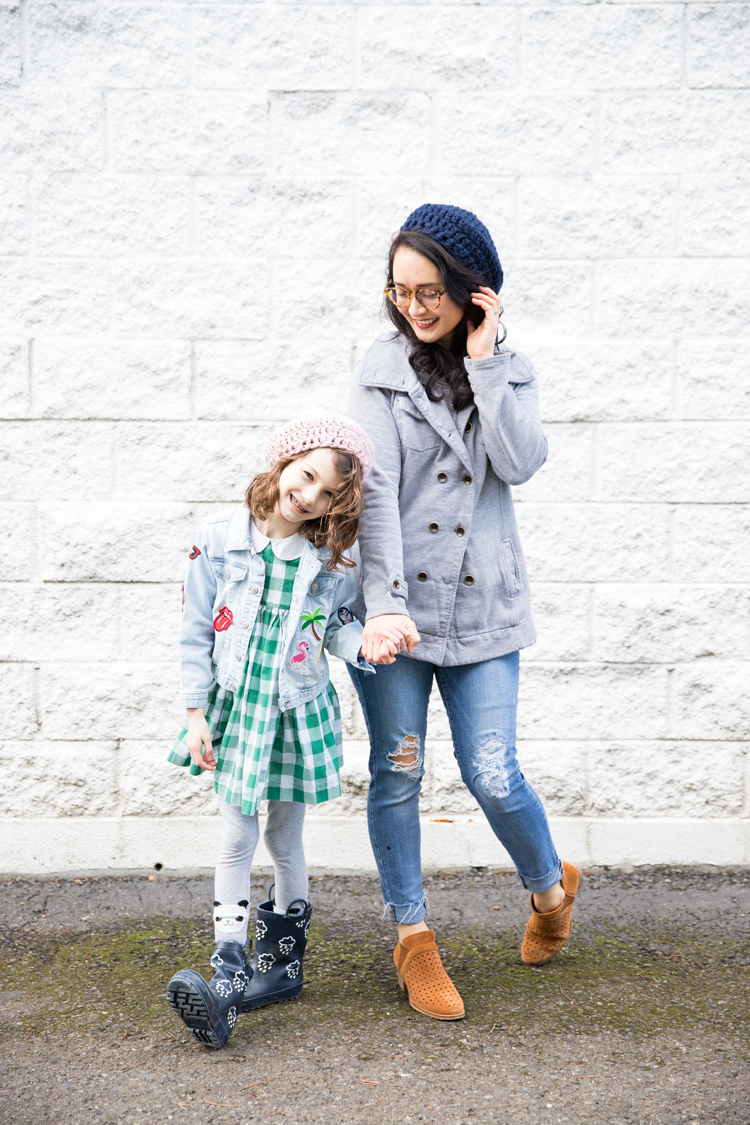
244, 449, 363, 572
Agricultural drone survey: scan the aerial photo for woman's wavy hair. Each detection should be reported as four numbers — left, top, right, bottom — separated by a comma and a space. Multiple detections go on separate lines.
244, 449, 363, 573
385, 228, 492, 411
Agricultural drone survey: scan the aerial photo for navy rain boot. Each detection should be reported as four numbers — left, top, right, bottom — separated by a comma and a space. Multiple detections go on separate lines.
242, 892, 312, 1012
167, 901, 253, 1049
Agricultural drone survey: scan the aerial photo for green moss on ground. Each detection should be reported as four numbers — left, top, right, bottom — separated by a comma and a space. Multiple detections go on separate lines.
1, 918, 747, 1045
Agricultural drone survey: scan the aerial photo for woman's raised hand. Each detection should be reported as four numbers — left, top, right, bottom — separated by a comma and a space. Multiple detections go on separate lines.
362, 614, 421, 666
466, 285, 502, 360
186, 708, 216, 771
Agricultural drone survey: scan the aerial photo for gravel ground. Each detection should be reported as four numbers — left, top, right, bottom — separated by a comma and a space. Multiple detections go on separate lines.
1, 868, 748, 1124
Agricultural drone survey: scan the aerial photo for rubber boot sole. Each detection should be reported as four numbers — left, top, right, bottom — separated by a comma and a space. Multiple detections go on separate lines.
242, 985, 302, 1013
397, 971, 465, 1021
167, 974, 223, 1049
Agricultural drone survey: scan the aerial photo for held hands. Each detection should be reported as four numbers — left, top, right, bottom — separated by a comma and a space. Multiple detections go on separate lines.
361, 614, 421, 666
186, 707, 216, 772
466, 286, 503, 360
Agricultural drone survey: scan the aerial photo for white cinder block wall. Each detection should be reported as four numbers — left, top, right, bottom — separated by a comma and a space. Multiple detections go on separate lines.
1, 0, 748, 874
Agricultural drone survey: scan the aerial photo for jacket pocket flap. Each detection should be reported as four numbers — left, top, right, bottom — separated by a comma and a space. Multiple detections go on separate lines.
211, 561, 248, 582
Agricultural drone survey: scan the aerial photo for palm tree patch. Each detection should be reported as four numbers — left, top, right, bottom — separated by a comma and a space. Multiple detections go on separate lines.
300, 608, 326, 641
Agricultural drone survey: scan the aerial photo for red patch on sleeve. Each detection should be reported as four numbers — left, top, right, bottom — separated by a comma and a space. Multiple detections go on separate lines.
213, 606, 233, 632
189, 545, 201, 559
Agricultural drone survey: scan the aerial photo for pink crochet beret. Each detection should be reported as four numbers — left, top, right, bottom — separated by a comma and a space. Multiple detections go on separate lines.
263, 415, 375, 479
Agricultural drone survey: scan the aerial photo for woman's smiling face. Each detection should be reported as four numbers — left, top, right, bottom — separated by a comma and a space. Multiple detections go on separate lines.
392, 245, 465, 348
277, 447, 344, 527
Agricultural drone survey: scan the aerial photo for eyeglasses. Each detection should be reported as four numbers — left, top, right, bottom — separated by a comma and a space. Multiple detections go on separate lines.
384, 282, 447, 310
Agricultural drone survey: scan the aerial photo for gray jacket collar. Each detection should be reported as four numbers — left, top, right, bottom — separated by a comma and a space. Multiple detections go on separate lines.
359, 332, 492, 473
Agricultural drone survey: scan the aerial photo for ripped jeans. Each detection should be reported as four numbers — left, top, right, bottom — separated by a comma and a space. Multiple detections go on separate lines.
348, 651, 562, 923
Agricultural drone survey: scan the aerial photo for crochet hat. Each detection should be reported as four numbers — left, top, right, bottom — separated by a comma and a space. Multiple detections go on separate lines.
401, 203, 503, 292
264, 416, 375, 479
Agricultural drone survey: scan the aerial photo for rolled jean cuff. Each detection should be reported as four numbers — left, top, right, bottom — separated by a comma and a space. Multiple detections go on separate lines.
519, 859, 564, 894
382, 897, 427, 924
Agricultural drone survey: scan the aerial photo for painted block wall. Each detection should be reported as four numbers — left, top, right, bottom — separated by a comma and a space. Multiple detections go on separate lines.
0, 0, 748, 874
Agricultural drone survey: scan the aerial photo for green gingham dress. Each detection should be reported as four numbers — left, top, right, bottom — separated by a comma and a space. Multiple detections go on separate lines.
168, 543, 342, 816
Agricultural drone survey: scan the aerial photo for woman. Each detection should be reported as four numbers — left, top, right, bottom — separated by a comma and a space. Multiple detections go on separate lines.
347, 203, 581, 1021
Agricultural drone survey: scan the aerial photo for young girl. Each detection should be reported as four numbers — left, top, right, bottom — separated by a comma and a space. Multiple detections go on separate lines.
166, 416, 384, 1049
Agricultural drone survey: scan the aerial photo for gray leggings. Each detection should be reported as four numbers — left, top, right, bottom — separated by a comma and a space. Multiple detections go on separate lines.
214, 799, 308, 946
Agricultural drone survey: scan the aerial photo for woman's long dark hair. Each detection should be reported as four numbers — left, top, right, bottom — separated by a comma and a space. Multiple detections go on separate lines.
385, 229, 491, 411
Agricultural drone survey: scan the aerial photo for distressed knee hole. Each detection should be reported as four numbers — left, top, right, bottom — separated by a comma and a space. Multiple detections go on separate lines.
387, 733, 422, 779
473, 736, 511, 799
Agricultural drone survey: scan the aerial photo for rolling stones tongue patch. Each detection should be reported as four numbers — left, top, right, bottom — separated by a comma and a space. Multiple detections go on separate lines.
337, 606, 354, 625
213, 606, 233, 632
189, 545, 201, 559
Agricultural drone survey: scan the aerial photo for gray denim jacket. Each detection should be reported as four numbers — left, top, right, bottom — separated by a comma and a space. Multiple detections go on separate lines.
347, 332, 547, 666
180, 505, 372, 710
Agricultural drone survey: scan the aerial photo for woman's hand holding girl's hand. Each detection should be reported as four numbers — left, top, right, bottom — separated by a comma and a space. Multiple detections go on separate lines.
466, 286, 502, 360
361, 615, 421, 666
186, 708, 216, 772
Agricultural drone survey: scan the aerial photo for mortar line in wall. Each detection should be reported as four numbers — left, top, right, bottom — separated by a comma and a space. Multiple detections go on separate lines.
667, 504, 676, 580
189, 342, 198, 420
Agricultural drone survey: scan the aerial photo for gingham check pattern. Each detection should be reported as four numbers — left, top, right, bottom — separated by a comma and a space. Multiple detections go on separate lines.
169, 544, 342, 815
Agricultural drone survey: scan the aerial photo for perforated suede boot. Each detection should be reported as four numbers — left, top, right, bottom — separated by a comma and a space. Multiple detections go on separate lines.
521, 861, 582, 966
242, 893, 312, 1011
167, 939, 252, 1049
394, 930, 465, 1020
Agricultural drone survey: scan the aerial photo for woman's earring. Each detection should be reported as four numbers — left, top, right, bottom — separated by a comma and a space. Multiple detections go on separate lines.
496, 305, 507, 345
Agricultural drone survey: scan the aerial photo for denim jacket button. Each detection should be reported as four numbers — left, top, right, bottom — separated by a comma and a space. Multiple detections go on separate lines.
235, 653, 242, 660
250, 586, 259, 594
241, 621, 249, 628
312, 582, 318, 592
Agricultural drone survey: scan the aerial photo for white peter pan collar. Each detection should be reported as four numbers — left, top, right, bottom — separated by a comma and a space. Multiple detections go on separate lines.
250, 519, 305, 561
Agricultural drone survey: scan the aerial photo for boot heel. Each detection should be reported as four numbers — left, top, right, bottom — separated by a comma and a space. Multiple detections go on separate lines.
397, 971, 405, 991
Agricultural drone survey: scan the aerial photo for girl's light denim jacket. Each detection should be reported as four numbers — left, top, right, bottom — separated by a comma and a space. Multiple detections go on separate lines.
180, 505, 374, 711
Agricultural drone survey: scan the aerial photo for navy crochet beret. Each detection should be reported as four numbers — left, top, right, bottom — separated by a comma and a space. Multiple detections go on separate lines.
401, 203, 503, 292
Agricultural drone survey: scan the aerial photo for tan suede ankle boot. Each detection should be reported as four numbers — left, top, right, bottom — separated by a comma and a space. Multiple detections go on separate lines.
393, 930, 465, 1020
521, 861, 582, 966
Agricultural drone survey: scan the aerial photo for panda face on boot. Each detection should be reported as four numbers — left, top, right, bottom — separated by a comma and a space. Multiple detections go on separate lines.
213, 900, 249, 937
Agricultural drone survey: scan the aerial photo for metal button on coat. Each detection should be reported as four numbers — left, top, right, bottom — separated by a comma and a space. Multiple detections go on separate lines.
463, 475, 473, 485
392, 579, 401, 589
429, 522, 439, 533
455, 525, 466, 537
465, 421, 473, 433
437, 472, 448, 483
463, 575, 475, 586
417, 571, 428, 582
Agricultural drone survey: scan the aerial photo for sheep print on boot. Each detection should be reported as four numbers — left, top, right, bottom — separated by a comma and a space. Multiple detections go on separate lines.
242, 894, 312, 1011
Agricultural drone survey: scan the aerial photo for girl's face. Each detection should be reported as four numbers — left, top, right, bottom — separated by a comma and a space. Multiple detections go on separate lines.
391, 246, 465, 348
277, 448, 344, 528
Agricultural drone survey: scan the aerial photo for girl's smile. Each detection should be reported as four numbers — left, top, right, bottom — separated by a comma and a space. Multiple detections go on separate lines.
259, 447, 345, 540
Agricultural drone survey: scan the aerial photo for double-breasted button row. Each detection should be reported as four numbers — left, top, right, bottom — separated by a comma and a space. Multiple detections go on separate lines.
436, 471, 472, 485
413, 572, 475, 585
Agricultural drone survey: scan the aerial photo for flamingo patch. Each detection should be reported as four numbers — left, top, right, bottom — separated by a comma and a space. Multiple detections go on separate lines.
290, 640, 310, 673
